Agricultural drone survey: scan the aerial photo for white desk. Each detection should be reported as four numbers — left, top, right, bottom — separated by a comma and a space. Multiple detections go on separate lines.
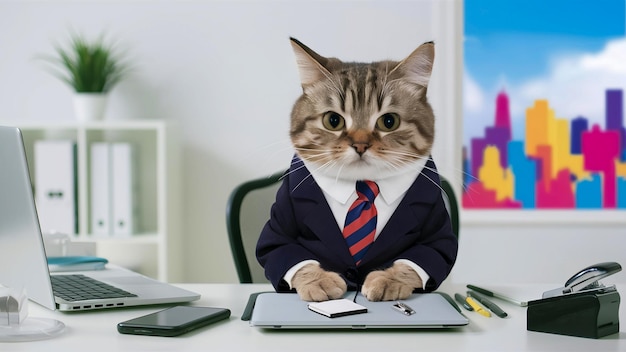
2, 282, 624, 351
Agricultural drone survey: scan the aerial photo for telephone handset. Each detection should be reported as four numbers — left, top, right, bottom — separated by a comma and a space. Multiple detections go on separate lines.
543, 262, 622, 298
564, 262, 622, 293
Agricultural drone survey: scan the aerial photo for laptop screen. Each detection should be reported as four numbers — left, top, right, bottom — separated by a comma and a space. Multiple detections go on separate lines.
0, 126, 56, 310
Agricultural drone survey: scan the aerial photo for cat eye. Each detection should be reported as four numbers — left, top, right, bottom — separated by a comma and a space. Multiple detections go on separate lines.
376, 113, 400, 132
322, 112, 345, 131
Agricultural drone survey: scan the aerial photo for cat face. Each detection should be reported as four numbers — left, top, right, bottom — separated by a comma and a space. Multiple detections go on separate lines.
289, 38, 435, 181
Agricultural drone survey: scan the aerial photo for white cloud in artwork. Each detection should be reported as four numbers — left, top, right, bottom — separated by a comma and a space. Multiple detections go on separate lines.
463, 70, 485, 114
463, 37, 626, 146
581, 39, 626, 74
462, 71, 490, 146
513, 37, 626, 127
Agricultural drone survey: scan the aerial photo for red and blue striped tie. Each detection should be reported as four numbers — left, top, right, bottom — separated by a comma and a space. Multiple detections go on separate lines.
343, 180, 379, 266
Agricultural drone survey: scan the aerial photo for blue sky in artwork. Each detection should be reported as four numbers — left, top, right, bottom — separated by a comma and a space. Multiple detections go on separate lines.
463, 0, 626, 145
465, 0, 625, 88
465, 0, 625, 36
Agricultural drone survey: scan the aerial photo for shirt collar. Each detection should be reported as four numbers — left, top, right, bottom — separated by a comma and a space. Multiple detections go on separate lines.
304, 158, 428, 205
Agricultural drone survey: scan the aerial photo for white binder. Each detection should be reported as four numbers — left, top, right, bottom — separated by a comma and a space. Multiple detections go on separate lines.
111, 143, 135, 236
90, 142, 111, 236
34, 140, 77, 235
89, 142, 136, 237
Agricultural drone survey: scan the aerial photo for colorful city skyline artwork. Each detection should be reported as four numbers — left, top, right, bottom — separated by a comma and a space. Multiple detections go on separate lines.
462, 0, 626, 209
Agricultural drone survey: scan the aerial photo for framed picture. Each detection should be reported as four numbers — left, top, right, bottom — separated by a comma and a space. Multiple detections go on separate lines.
462, 0, 626, 216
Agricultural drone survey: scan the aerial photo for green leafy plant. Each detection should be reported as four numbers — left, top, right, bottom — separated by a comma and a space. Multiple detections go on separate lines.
42, 33, 127, 93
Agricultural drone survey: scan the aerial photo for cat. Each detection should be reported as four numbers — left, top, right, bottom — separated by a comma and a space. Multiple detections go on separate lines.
256, 38, 458, 302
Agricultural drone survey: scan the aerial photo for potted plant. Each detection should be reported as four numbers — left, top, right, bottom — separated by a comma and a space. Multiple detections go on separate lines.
41, 33, 128, 121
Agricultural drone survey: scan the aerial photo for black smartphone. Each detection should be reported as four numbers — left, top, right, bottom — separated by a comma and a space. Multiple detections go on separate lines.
117, 306, 230, 337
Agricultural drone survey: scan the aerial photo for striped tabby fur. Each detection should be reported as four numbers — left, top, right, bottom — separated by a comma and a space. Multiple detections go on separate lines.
289, 38, 436, 182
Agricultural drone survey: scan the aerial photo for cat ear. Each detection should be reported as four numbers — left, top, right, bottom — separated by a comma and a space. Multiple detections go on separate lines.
290, 37, 333, 88
390, 41, 434, 88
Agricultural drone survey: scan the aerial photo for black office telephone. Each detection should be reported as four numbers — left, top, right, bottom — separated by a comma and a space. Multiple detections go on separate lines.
527, 261, 622, 339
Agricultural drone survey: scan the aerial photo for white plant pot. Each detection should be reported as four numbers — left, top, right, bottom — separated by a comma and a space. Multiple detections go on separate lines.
73, 93, 108, 121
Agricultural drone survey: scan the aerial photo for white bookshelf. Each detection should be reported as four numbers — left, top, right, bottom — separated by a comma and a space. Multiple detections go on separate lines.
6, 120, 181, 282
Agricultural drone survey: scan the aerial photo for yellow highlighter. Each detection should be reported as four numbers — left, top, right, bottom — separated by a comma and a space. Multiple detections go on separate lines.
466, 296, 491, 317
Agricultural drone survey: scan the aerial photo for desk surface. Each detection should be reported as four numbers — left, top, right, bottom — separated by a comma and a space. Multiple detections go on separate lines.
2, 282, 625, 351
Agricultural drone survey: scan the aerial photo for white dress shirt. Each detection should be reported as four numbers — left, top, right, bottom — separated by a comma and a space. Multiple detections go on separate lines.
283, 158, 431, 289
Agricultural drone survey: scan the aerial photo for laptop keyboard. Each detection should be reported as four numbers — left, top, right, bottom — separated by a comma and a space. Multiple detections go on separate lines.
51, 274, 138, 302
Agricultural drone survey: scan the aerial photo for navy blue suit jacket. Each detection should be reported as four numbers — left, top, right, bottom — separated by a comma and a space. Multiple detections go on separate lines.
256, 157, 458, 292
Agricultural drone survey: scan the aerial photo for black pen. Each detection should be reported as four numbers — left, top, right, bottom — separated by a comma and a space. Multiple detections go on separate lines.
467, 284, 528, 307
467, 291, 508, 318
454, 293, 473, 311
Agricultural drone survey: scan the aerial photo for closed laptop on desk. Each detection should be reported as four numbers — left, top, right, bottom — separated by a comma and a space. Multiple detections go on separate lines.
0, 126, 199, 312
250, 292, 469, 329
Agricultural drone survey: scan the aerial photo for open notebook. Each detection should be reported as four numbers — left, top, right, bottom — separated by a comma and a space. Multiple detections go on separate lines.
250, 292, 469, 329
0, 126, 199, 311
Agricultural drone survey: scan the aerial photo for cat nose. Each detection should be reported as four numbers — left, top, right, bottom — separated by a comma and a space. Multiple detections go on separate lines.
352, 142, 370, 156
350, 129, 371, 156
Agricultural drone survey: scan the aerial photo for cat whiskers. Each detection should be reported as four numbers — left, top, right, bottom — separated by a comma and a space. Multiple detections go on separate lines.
374, 151, 445, 193
378, 149, 430, 169
419, 170, 445, 195
243, 138, 295, 170
287, 158, 339, 193
293, 147, 338, 164
283, 159, 310, 182
390, 154, 446, 195
382, 150, 475, 199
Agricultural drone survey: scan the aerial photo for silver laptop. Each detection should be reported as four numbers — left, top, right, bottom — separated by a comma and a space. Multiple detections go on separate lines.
0, 126, 199, 311
250, 292, 469, 329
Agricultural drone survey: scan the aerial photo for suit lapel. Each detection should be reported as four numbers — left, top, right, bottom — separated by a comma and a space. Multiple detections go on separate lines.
359, 159, 441, 265
288, 161, 355, 266
359, 191, 418, 264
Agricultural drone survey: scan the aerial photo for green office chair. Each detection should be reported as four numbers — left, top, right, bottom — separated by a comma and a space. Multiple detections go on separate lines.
226, 171, 460, 284
226, 170, 285, 284
440, 177, 460, 238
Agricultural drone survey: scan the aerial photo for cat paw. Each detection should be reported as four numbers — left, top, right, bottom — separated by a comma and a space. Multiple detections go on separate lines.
362, 262, 423, 301
291, 263, 347, 301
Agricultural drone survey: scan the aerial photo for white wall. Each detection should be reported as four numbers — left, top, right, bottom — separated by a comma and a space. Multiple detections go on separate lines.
453, 213, 626, 286
1, 0, 623, 286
